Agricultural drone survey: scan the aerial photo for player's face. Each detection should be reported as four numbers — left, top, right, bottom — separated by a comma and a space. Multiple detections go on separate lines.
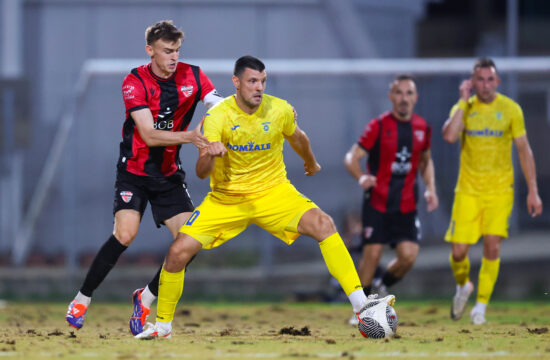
233, 68, 267, 112
146, 39, 181, 79
389, 80, 418, 120
471, 66, 500, 103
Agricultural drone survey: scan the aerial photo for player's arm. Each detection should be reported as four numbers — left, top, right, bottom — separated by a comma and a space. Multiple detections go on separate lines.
132, 108, 208, 148
195, 141, 227, 179
284, 126, 321, 176
344, 144, 376, 190
202, 89, 223, 110
442, 80, 472, 143
418, 149, 439, 212
514, 135, 543, 217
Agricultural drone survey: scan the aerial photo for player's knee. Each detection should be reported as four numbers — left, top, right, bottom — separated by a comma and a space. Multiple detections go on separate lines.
399, 252, 417, 268
363, 246, 383, 261
113, 231, 137, 246
167, 235, 199, 267
317, 213, 337, 239
484, 246, 500, 260
451, 251, 467, 262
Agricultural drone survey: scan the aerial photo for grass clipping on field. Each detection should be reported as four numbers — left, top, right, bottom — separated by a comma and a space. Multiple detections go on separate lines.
1, 301, 549, 358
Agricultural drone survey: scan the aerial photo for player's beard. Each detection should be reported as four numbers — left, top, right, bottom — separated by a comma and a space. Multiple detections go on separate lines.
244, 94, 262, 109
397, 102, 411, 119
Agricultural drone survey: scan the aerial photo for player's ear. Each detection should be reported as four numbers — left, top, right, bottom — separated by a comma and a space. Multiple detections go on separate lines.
232, 75, 240, 90
145, 44, 154, 57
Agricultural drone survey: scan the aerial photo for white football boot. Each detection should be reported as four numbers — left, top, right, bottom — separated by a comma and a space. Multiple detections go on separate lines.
451, 281, 473, 320
470, 302, 487, 325
134, 322, 172, 340
470, 310, 487, 325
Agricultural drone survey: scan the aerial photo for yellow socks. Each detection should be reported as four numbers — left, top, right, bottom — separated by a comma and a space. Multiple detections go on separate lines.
319, 233, 362, 296
156, 267, 185, 323
477, 257, 500, 304
449, 253, 470, 286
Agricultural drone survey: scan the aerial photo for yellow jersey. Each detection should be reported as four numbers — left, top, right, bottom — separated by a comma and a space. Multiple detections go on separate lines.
450, 93, 526, 195
203, 94, 297, 195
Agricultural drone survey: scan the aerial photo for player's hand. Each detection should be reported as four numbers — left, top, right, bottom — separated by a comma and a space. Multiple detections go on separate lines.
527, 191, 543, 217
304, 161, 321, 176
459, 80, 473, 102
205, 141, 227, 157
358, 174, 377, 190
424, 190, 439, 212
189, 116, 209, 149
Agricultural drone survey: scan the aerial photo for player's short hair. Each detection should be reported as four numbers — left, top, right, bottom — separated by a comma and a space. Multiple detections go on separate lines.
389, 74, 415, 90
234, 56, 265, 77
473, 57, 497, 73
145, 20, 184, 45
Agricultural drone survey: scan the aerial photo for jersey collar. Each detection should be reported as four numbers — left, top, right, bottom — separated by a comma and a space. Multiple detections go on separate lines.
147, 63, 178, 82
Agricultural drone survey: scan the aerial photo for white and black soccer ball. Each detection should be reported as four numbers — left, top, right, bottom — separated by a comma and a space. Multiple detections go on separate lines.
357, 300, 398, 338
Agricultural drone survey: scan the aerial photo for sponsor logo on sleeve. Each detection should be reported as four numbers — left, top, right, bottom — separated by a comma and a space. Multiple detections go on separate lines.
122, 85, 135, 100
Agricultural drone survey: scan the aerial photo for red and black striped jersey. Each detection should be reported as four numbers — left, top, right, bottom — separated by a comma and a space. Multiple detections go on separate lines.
358, 111, 431, 214
118, 62, 216, 177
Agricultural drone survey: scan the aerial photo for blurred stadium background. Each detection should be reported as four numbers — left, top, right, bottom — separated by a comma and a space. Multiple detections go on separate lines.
0, 0, 548, 301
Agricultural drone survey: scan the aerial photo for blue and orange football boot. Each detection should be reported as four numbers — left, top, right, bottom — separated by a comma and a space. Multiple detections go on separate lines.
66, 300, 88, 329
129, 288, 151, 335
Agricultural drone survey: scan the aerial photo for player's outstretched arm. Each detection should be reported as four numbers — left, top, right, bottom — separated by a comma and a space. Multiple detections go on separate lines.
132, 109, 209, 148
514, 135, 543, 217
195, 141, 227, 179
442, 80, 471, 143
344, 144, 376, 190
285, 126, 321, 176
418, 149, 439, 212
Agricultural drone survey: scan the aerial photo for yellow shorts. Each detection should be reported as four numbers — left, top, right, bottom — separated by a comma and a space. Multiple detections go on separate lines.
444, 191, 514, 244
180, 182, 318, 249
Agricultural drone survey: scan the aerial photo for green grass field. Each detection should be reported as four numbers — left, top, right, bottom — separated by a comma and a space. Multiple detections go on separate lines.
1, 300, 549, 359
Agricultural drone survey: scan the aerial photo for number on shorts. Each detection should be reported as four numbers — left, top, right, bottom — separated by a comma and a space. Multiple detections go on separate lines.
186, 210, 200, 225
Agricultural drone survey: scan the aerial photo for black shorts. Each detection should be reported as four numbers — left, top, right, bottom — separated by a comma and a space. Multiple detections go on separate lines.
361, 201, 420, 248
113, 169, 194, 228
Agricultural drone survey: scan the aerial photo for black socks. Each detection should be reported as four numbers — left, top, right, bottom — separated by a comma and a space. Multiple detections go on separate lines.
80, 235, 127, 297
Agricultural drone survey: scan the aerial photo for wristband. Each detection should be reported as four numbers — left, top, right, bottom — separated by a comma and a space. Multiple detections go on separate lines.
457, 99, 469, 111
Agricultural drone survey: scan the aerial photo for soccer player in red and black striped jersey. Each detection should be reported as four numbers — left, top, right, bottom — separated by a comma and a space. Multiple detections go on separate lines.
66, 20, 222, 334
344, 75, 438, 324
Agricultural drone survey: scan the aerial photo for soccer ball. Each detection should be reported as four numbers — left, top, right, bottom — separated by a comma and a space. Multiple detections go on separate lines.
357, 300, 398, 338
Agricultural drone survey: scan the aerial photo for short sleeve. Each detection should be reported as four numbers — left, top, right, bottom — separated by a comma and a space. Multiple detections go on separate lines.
282, 102, 297, 136
198, 68, 215, 100
358, 118, 380, 151
510, 103, 526, 139
203, 110, 223, 143
449, 104, 460, 118
122, 74, 148, 113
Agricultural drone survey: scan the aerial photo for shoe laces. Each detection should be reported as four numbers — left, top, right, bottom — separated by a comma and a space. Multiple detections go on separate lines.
131, 304, 150, 323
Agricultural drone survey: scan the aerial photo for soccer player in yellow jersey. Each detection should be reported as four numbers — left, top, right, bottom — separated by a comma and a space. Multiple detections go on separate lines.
134, 56, 395, 339
442, 58, 543, 325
